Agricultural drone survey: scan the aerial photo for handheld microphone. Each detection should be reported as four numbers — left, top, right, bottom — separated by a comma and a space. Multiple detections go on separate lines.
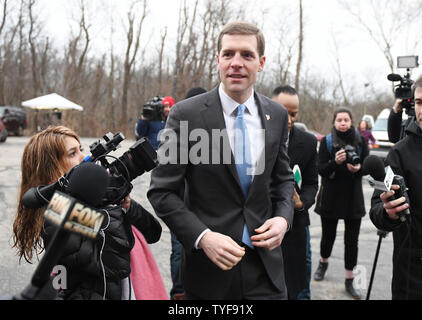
362, 155, 410, 221
22, 161, 110, 209
16, 162, 109, 300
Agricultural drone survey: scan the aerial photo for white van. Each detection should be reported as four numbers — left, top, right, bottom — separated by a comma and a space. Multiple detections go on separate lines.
370, 108, 408, 158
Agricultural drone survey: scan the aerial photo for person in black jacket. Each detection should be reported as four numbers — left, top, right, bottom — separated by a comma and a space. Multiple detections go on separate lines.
272, 85, 318, 300
313, 107, 369, 299
369, 75, 422, 299
12, 126, 162, 300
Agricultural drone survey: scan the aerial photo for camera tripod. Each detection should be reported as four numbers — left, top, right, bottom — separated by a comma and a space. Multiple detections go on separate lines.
366, 229, 389, 300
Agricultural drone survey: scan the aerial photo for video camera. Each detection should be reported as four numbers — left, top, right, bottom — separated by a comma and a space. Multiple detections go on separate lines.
22, 132, 157, 211
387, 55, 419, 116
84, 132, 157, 206
142, 96, 164, 121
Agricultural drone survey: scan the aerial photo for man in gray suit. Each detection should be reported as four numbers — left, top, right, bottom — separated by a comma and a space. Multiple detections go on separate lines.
147, 21, 294, 300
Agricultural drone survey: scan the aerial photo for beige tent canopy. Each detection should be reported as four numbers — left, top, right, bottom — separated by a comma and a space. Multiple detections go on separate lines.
22, 93, 84, 111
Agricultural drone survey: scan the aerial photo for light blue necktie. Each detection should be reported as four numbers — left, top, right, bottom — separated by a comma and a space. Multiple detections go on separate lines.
234, 104, 253, 248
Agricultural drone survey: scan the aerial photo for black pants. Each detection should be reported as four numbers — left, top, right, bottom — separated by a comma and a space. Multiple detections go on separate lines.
185, 247, 286, 300
320, 217, 362, 271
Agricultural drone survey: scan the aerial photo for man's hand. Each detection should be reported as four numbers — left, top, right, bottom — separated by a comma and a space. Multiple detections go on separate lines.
380, 184, 409, 220
293, 189, 304, 210
120, 196, 131, 210
335, 149, 347, 165
346, 163, 361, 173
393, 99, 403, 114
199, 231, 245, 271
250, 217, 288, 251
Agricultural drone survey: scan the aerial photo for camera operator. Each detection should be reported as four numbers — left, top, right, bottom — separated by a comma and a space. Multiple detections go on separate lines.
387, 99, 411, 143
369, 75, 422, 300
135, 96, 175, 150
12, 126, 163, 300
313, 107, 369, 299
387, 55, 418, 143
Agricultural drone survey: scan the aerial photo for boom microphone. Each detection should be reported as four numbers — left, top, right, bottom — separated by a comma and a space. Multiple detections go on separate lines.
362, 155, 410, 221
387, 73, 403, 82
15, 163, 109, 300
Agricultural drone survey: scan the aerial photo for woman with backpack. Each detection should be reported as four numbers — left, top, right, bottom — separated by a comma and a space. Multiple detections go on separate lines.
313, 107, 369, 299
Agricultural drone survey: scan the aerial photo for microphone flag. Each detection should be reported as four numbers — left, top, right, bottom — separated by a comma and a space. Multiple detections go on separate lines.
293, 164, 302, 190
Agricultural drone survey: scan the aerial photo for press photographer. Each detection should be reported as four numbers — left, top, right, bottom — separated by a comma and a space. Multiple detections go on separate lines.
387, 55, 419, 143
135, 95, 174, 150
13, 126, 163, 300
314, 107, 369, 299
369, 74, 422, 300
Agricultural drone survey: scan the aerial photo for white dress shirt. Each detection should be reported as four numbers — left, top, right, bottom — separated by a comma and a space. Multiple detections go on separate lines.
219, 84, 265, 176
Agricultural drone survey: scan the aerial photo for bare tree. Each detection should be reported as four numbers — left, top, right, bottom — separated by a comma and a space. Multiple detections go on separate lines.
157, 26, 167, 94
120, 0, 147, 134
294, 0, 303, 93
330, 34, 351, 107
28, 0, 41, 96
0, 0, 8, 105
62, 0, 90, 101
0, 0, 6, 35
339, 0, 422, 76
172, 0, 232, 99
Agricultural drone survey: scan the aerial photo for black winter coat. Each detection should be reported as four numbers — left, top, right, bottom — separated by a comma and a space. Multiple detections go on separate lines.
282, 126, 318, 299
315, 127, 369, 219
42, 199, 161, 300
369, 120, 422, 299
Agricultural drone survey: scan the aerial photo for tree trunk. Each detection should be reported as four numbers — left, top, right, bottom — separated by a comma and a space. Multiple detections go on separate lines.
295, 0, 303, 93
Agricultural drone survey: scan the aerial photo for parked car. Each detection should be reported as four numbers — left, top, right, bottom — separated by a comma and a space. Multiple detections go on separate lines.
370, 108, 408, 159
309, 130, 324, 141
0, 106, 27, 136
0, 118, 7, 142
294, 122, 324, 141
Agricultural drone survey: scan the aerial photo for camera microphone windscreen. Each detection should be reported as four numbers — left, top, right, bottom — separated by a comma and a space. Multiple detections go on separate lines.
68, 162, 109, 207
362, 155, 386, 181
387, 73, 402, 82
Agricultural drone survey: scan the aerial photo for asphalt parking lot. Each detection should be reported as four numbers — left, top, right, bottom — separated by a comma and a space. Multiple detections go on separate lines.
0, 136, 394, 300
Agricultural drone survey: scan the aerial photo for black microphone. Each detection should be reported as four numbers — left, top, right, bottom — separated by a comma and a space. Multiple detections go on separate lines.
16, 163, 109, 300
22, 162, 110, 209
363, 155, 410, 221
362, 155, 385, 181
387, 73, 403, 82
67, 162, 110, 207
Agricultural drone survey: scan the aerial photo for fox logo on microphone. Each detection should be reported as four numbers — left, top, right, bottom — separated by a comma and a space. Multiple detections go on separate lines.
44, 191, 104, 239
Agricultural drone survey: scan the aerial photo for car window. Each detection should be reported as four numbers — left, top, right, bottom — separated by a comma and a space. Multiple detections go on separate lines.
372, 118, 387, 131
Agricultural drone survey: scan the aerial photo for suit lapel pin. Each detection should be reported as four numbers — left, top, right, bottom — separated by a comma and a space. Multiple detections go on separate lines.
266, 114, 271, 121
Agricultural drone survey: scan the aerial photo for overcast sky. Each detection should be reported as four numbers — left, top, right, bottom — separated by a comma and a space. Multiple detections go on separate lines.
36, 0, 422, 95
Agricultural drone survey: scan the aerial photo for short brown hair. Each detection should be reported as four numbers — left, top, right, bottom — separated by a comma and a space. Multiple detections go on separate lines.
414, 75, 422, 90
333, 107, 354, 125
217, 21, 265, 57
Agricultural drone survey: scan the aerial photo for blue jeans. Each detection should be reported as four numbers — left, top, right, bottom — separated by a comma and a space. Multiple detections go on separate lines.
297, 226, 311, 300
170, 231, 184, 298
